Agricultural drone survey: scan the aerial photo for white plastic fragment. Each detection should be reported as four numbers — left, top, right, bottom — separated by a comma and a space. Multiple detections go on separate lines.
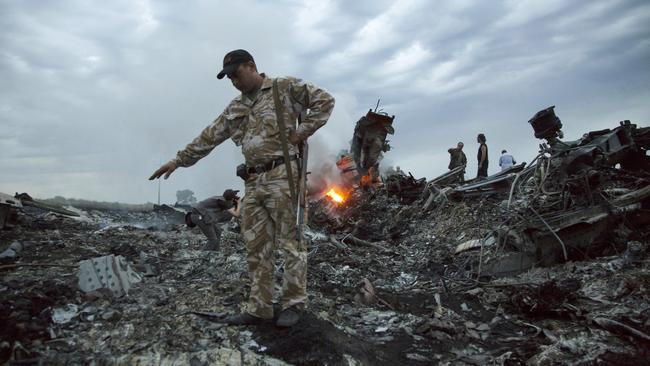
77, 254, 142, 297
52, 304, 79, 324
455, 236, 496, 254
0, 241, 23, 259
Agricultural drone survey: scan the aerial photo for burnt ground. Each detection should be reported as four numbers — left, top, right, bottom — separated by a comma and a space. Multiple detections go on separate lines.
1, 191, 650, 365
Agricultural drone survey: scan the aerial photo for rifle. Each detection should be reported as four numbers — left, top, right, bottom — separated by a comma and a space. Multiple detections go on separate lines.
295, 112, 309, 242
271, 79, 308, 243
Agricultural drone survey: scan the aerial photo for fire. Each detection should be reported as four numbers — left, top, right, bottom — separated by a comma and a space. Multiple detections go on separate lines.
359, 174, 372, 188
325, 188, 345, 204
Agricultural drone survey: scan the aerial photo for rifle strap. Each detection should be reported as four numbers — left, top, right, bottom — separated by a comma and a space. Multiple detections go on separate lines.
272, 79, 297, 209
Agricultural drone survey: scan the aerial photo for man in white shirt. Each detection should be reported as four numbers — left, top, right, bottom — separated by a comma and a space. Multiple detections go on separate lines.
499, 150, 516, 171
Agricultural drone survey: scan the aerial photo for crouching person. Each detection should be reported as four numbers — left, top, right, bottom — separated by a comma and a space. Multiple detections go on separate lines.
185, 189, 241, 251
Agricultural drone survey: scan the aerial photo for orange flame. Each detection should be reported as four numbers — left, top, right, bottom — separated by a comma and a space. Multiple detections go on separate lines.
325, 188, 345, 204
360, 175, 372, 187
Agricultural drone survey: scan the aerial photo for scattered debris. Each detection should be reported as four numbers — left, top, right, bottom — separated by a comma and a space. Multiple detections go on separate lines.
0, 110, 648, 364
384, 172, 426, 204
0, 241, 23, 259
454, 236, 495, 254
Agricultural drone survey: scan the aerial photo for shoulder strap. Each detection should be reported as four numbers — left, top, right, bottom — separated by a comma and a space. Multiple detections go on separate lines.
272, 79, 297, 209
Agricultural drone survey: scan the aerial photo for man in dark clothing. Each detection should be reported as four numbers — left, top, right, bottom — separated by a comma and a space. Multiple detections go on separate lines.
477, 133, 488, 179
448, 142, 467, 182
185, 189, 241, 251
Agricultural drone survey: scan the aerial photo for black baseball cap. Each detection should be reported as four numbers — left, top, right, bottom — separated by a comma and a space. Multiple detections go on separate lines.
217, 49, 254, 79
223, 189, 240, 200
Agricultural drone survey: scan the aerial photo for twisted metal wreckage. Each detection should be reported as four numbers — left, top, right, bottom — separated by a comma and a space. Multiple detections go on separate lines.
0, 193, 79, 231
422, 106, 650, 276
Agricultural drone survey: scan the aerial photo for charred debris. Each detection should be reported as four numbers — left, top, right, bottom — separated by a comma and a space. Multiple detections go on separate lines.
1, 107, 650, 365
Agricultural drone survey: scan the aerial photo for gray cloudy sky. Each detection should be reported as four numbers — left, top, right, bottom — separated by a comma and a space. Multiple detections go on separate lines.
2, 0, 649, 204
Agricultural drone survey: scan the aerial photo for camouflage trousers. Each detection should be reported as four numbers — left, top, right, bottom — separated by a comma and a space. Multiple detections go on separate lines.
240, 161, 307, 319
360, 136, 384, 177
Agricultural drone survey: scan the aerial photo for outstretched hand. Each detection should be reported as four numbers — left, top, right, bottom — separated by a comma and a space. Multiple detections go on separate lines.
149, 161, 178, 180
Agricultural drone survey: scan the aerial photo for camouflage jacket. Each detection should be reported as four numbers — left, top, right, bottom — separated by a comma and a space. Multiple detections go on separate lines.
448, 148, 467, 170
174, 75, 335, 167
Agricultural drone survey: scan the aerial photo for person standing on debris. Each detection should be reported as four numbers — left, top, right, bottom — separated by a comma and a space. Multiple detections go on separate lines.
185, 189, 241, 251
499, 150, 516, 171
149, 49, 335, 327
477, 134, 489, 179
351, 111, 394, 186
447, 142, 467, 182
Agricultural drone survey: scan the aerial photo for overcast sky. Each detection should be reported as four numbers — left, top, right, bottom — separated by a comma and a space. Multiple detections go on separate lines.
2, 0, 649, 204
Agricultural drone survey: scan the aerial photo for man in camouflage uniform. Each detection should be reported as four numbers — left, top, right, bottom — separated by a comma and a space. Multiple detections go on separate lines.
447, 142, 467, 183
351, 111, 394, 185
150, 50, 335, 327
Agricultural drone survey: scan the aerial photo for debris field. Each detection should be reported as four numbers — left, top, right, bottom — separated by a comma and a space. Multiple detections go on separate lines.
1, 112, 650, 365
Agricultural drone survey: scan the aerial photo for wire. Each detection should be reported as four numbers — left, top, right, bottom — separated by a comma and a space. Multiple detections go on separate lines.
529, 206, 568, 261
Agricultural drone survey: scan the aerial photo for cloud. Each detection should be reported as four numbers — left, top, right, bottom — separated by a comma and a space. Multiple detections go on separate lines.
291, 0, 339, 52
496, 0, 568, 28
316, 0, 428, 76
134, 0, 159, 35
1, 0, 649, 203
377, 41, 432, 77
352, 0, 424, 53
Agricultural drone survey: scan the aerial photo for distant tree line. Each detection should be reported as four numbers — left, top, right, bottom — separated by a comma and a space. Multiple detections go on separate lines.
41, 196, 154, 212
176, 189, 197, 205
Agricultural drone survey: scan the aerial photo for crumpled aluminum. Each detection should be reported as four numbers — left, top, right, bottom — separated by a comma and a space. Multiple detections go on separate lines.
78, 254, 142, 297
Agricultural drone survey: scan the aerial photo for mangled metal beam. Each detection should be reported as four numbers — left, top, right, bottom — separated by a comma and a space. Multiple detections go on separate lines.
14, 193, 80, 217
428, 165, 465, 187
451, 163, 527, 198
1, 192, 80, 230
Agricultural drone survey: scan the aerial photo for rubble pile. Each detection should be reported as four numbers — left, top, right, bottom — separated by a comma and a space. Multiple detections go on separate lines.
384, 173, 427, 205
2, 116, 649, 365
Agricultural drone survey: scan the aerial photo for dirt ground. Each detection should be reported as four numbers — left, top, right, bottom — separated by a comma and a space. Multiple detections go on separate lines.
1, 190, 649, 365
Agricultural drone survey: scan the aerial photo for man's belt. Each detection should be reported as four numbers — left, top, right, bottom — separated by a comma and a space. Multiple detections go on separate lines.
247, 155, 298, 175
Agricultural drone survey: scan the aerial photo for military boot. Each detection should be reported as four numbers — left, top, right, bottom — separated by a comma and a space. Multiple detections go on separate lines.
276, 306, 302, 327
218, 312, 266, 326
